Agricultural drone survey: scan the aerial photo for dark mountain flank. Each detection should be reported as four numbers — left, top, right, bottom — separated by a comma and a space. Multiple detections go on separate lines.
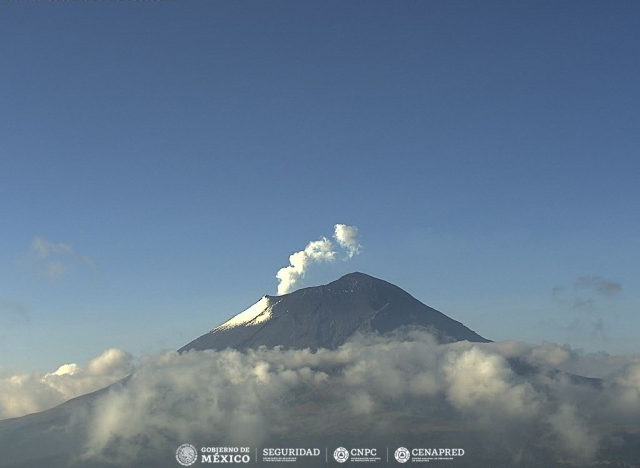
180, 272, 490, 353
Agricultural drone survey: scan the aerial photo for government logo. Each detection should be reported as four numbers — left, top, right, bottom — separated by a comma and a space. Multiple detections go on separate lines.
394, 447, 410, 463
334, 447, 349, 463
176, 444, 198, 466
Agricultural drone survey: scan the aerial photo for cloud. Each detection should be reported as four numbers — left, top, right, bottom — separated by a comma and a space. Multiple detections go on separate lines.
29, 236, 93, 280
0, 302, 30, 327
66, 333, 639, 465
4, 334, 640, 466
572, 298, 596, 311
443, 347, 540, 419
575, 276, 622, 297
548, 404, 599, 460
551, 276, 623, 340
275, 224, 361, 295
31, 236, 74, 259
333, 224, 361, 259
45, 261, 69, 279
0, 349, 133, 420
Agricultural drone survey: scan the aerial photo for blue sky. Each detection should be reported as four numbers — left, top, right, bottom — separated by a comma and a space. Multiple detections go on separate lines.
1, 1, 639, 373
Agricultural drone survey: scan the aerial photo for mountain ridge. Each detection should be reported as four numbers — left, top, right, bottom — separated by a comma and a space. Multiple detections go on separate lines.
179, 271, 490, 353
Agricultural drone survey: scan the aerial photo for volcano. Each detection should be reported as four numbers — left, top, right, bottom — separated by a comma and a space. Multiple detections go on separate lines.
180, 272, 489, 353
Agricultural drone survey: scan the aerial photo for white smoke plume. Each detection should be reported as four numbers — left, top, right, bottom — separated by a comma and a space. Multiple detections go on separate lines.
0, 348, 133, 420
275, 237, 335, 295
334, 224, 361, 259
276, 224, 361, 295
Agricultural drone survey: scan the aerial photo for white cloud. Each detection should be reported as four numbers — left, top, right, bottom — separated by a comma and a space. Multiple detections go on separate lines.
4, 333, 640, 465
0, 349, 133, 419
29, 236, 93, 280
45, 260, 69, 279
548, 404, 599, 461
334, 224, 361, 259
31, 236, 74, 259
444, 347, 540, 419
77, 333, 638, 465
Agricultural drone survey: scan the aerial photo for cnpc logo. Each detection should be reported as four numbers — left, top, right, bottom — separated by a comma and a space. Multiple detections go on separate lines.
333, 447, 349, 463
333, 447, 378, 463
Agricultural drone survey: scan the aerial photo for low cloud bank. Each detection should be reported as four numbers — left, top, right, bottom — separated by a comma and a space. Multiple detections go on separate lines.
3, 334, 640, 466
0, 348, 133, 419
83, 333, 640, 465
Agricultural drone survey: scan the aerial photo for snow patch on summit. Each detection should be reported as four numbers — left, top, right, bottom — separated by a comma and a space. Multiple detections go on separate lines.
213, 296, 275, 331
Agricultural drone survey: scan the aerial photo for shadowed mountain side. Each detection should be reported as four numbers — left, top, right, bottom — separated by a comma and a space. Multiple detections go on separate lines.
506, 357, 604, 389
1, 386, 639, 468
180, 272, 490, 353
0, 380, 128, 468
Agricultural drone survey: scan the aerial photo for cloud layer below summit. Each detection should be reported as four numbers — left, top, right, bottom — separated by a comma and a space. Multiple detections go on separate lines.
3, 332, 639, 465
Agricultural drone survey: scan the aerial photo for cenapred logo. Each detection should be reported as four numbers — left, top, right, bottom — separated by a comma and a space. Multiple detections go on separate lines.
396, 447, 465, 463
334, 447, 349, 463
176, 444, 198, 466
394, 447, 410, 463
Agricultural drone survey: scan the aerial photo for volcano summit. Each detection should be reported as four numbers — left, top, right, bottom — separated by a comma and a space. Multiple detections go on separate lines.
180, 272, 490, 353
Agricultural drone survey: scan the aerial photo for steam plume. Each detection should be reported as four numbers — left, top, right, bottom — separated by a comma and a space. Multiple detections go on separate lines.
276, 224, 361, 295
334, 224, 361, 258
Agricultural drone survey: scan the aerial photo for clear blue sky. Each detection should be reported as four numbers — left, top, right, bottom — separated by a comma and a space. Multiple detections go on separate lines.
1, 1, 639, 373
